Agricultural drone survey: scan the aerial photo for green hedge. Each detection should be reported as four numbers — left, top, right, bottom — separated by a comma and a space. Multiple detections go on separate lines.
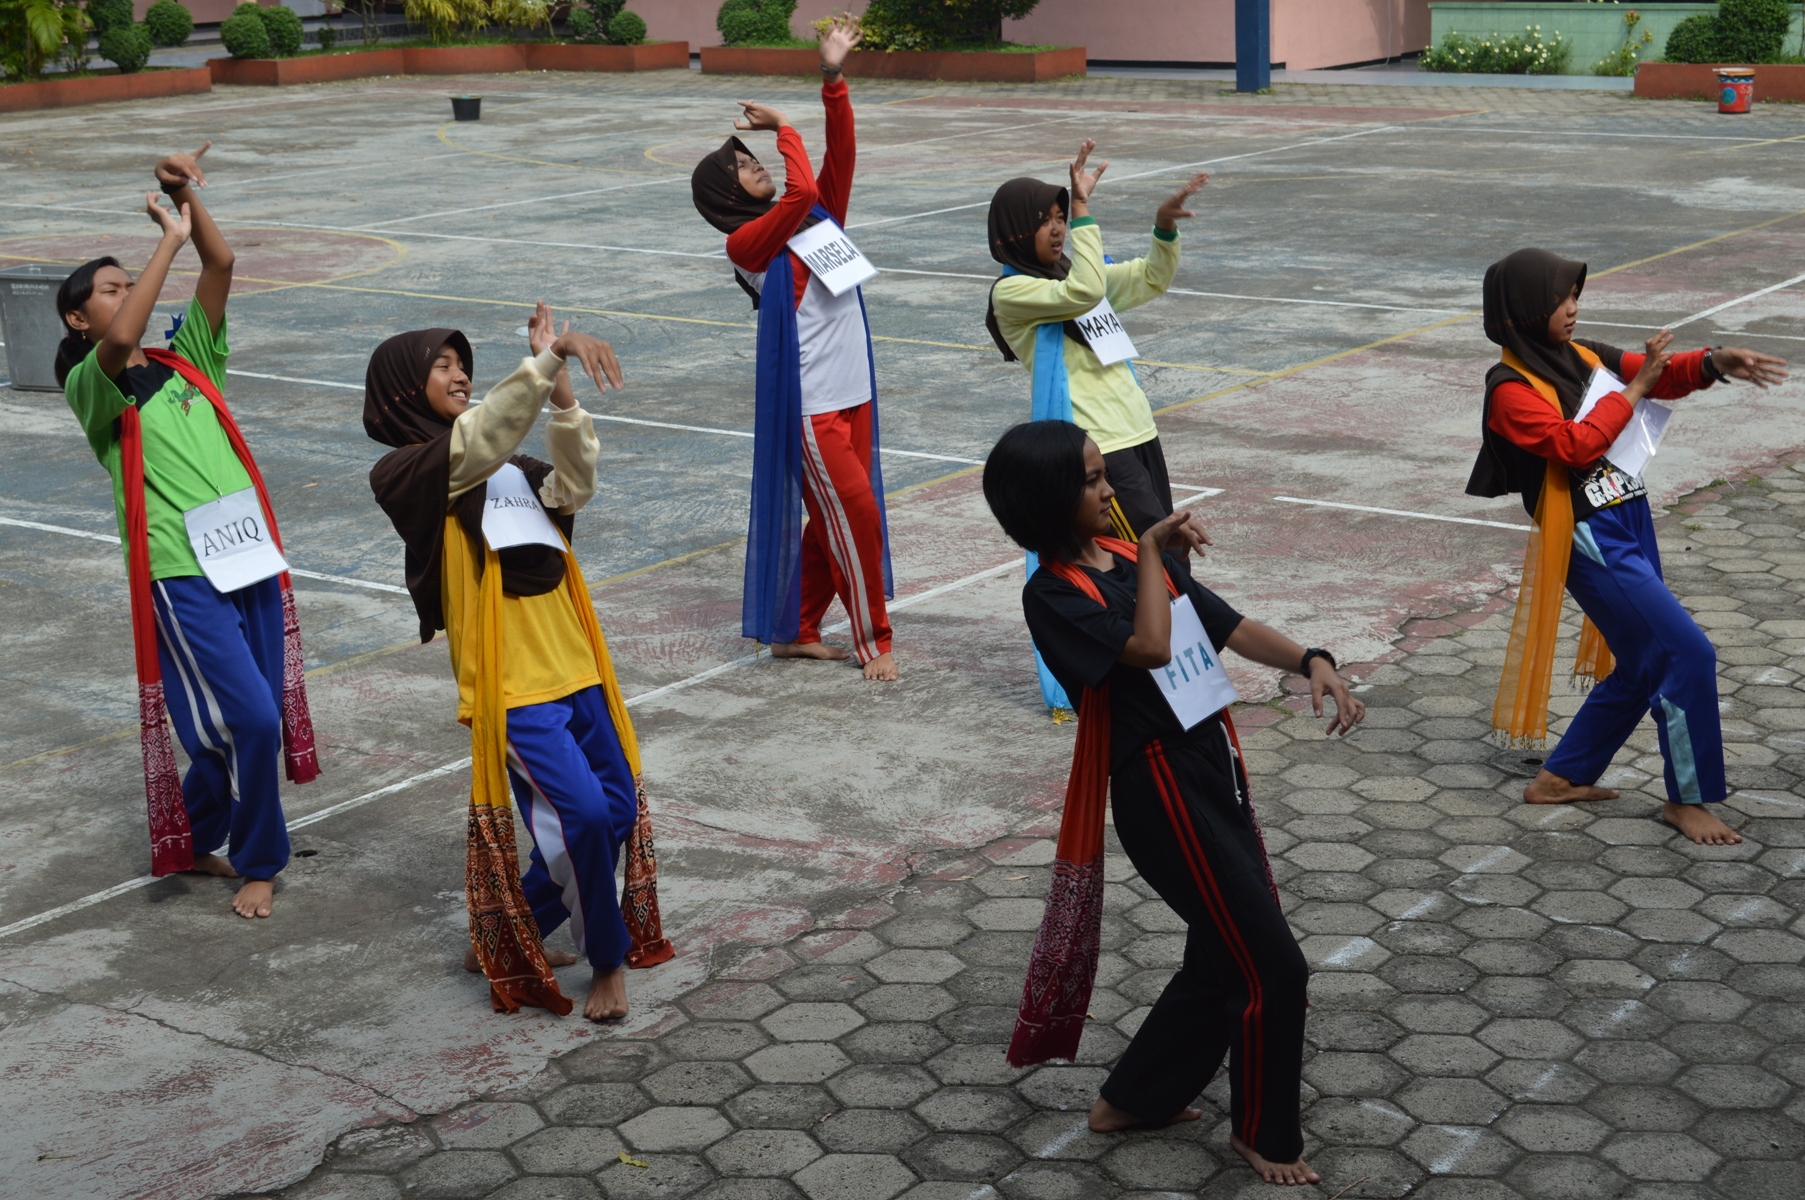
144, 0, 194, 48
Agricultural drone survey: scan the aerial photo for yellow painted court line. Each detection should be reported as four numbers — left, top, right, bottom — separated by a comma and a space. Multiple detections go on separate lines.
1694, 132, 1805, 155
588, 535, 747, 589
1135, 358, 1271, 377
1590, 207, 1805, 279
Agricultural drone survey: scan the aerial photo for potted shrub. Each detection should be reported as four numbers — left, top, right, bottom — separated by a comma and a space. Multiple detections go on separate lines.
1636, 0, 1805, 102
144, 0, 194, 49
1, 0, 210, 111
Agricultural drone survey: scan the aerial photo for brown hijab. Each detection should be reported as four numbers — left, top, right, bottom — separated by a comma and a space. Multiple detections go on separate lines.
1482, 247, 1591, 417
691, 136, 773, 235
984, 177, 1088, 362
365, 329, 569, 643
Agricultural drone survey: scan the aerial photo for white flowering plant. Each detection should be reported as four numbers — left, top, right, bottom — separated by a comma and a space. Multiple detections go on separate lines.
1419, 24, 1574, 75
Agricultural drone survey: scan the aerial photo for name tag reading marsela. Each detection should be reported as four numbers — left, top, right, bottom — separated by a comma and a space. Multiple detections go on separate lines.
481, 463, 567, 552
183, 487, 289, 593
1072, 295, 1138, 366
786, 219, 878, 297
1151, 595, 1240, 730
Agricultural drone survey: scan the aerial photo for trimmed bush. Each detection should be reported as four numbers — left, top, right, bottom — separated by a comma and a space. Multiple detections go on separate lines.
1419, 25, 1572, 75
605, 8, 643, 44
716, 0, 794, 47
258, 3, 303, 55
318, 23, 336, 48
144, 0, 194, 47
858, 0, 1040, 51
98, 21, 152, 71
1663, 12, 1719, 62
1717, 0, 1791, 62
220, 11, 270, 57
86, 0, 135, 36
567, 5, 595, 38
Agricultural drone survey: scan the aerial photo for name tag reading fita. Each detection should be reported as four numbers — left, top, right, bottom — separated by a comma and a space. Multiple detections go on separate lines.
786, 219, 878, 297
481, 463, 567, 552
1152, 595, 1240, 730
183, 487, 289, 593
1072, 296, 1137, 366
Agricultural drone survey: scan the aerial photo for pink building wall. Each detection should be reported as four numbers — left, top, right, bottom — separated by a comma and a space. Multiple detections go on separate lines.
635, 0, 1430, 68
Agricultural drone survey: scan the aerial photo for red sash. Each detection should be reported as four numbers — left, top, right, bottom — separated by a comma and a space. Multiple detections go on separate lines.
126, 349, 319, 876
1007, 538, 1269, 1067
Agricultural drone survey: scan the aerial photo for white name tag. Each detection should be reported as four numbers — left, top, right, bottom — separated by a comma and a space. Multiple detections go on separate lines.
481, 463, 567, 552
183, 487, 289, 593
1072, 295, 1137, 366
787, 219, 877, 297
1151, 594, 1239, 730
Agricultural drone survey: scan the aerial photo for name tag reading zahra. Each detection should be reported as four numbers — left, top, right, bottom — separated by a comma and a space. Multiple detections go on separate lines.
787, 219, 878, 297
183, 487, 289, 593
1072, 295, 1137, 366
1151, 594, 1240, 730
481, 463, 567, 552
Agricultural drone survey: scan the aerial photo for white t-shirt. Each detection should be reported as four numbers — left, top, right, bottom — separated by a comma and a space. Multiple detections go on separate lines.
738, 259, 874, 418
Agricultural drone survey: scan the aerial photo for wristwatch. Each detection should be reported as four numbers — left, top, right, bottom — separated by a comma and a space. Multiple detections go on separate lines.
1702, 347, 1728, 384
820, 61, 841, 74
1300, 647, 1337, 677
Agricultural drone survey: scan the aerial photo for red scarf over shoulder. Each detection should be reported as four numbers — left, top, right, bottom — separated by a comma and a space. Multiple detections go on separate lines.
1008, 537, 1268, 1067
128, 348, 319, 876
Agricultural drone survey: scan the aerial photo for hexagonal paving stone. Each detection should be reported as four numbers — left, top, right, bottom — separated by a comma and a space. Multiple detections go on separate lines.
1098, 1136, 1219, 1189
792, 1153, 917, 1200
826, 1065, 939, 1109
1495, 1105, 1612, 1153
864, 950, 963, 985
899, 1133, 1020, 1182
1399, 1124, 1522, 1177
705, 1129, 825, 1177
643, 1061, 755, 1106
1014, 1065, 1109, 1111
761, 1003, 866, 1043
1608, 876, 1706, 910
853, 985, 958, 1024
618, 1106, 735, 1153
1004, 1110, 1115, 1161
1299, 935, 1390, 972
1674, 1063, 1791, 1108
1597, 1131, 1722, 1181
1388, 1034, 1500, 1077
1477, 1018, 1584, 1060
539, 1083, 651, 1127
430, 1101, 544, 1150
1394, 1078, 1509, 1125
401, 1151, 518, 1199
745, 1043, 854, 1085
595, 1152, 714, 1199
1304, 1097, 1415, 1147
815, 1109, 928, 1155
912, 1087, 1029, 1133
511, 1126, 626, 1175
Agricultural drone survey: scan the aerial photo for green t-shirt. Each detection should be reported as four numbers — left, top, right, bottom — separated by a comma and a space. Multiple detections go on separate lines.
64, 296, 251, 580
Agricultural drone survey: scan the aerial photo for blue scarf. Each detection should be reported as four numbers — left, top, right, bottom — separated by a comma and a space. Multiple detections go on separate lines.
743, 206, 892, 644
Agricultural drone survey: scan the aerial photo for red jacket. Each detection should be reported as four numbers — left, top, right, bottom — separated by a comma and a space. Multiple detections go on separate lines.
1488, 348, 1710, 468
725, 78, 855, 310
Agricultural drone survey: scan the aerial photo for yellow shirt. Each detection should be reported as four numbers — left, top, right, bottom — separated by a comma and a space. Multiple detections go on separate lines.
990, 220, 1181, 455
442, 514, 601, 724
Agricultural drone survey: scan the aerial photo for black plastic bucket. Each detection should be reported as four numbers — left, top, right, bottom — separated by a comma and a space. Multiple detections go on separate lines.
450, 95, 482, 121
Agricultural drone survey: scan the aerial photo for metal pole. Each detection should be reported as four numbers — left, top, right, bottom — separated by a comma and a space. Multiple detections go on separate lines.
1235, 0, 1270, 93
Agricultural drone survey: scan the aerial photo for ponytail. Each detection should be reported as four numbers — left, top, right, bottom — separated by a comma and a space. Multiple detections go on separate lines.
52, 256, 120, 388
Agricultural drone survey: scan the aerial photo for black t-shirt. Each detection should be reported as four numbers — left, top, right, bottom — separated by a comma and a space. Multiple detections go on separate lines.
1024, 550, 1244, 768
116, 360, 177, 408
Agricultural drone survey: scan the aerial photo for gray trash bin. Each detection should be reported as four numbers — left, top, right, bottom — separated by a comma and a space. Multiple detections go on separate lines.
0, 264, 74, 392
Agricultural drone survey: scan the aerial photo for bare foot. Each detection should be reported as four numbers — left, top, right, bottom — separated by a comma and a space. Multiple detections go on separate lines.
232, 879, 273, 919
585, 965, 628, 1021
770, 641, 849, 661
464, 946, 580, 972
1662, 801, 1743, 845
186, 853, 239, 878
862, 651, 898, 682
1524, 768, 1619, 805
1230, 1134, 1321, 1186
1087, 1096, 1201, 1133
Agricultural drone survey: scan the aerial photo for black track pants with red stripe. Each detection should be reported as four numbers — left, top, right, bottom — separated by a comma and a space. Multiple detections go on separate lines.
1101, 723, 1307, 1163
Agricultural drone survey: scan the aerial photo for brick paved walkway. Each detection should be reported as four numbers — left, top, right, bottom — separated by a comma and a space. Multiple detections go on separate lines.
270, 465, 1805, 1200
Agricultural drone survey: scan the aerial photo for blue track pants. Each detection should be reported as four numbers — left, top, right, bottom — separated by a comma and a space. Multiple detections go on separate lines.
151, 574, 291, 879
1544, 498, 1725, 806
504, 686, 638, 971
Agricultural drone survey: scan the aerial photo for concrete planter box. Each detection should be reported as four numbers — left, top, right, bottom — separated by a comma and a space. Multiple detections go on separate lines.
700, 45, 1085, 81
0, 65, 211, 113
1428, 3, 1803, 75
1634, 61, 1805, 103
209, 42, 689, 86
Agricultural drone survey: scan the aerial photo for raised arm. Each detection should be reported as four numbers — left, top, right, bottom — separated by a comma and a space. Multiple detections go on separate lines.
813, 15, 861, 224
155, 143, 232, 336
97, 196, 190, 379
724, 104, 819, 273
525, 302, 600, 515
449, 329, 621, 499
1106, 172, 1205, 314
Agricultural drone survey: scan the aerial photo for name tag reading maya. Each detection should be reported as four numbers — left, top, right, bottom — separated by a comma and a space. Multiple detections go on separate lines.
183, 487, 289, 593
1151, 594, 1240, 729
481, 463, 567, 552
787, 219, 878, 297
1072, 295, 1138, 366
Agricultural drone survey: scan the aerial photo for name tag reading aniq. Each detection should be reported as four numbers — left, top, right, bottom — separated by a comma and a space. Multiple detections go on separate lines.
1073, 295, 1138, 366
1151, 594, 1239, 729
481, 462, 567, 552
183, 487, 289, 593
787, 219, 878, 297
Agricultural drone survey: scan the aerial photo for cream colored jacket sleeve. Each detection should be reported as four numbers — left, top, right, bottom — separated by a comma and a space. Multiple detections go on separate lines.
446, 348, 600, 515
1104, 227, 1180, 314
989, 220, 1107, 326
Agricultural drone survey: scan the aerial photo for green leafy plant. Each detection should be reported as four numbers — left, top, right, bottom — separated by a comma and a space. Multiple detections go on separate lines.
1716, 0, 1792, 61
716, 0, 793, 47
1419, 24, 1573, 75
343, 0, 381, 44
86, 0, 130, 34
220, 8, 269, 56
604, 6, 641, 43
1663, 11, 1719, 62
1592, 7, 1653, 75
316, 22, 334, 47
143, 0, 192, 46
490, 0, 549, 32
98, 18, 149, 69
566, 2, 593, 37
1, 0, 89, 79
856, 0, 1039, 51
258, 2, 303, 54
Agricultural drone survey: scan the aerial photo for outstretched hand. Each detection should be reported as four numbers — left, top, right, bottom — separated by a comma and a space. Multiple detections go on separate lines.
155, 141, 211, 191
145, 193, 192, 244
1712, 346, 1789, 389
734, 101, 788, 133
1068, 138, 1107, 210
818, 12, 861, 71
1155, 172, 1209, 231
551, 330, 624, 394
527, 300, 568, 357
1309, 659, 1365, 737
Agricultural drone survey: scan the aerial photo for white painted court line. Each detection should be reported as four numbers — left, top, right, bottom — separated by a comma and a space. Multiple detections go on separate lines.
1671, 271, 1805, 329
357, 176, 686, 229
252, 219, 730, 261
228, 369, 363, 391
1583, 321, 1805, 342
1407, 126, 1784, 144
1273, 496, 1530, 531
870, 268, 1460, 316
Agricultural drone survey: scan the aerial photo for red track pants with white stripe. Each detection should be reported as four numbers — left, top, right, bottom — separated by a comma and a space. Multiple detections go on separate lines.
798, 402, 892, 663
1102, 721, 1307, 1162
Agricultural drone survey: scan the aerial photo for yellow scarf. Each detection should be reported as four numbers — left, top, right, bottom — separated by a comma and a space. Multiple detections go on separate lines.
1492, 346, 1616, 747
464, 524, 673, 1015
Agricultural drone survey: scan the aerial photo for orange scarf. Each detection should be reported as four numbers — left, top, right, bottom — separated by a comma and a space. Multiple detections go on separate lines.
1492, 345, 1615, 746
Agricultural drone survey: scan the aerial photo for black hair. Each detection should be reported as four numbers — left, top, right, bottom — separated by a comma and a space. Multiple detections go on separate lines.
982, 420, 1091, 563
53, 256, 122, 387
